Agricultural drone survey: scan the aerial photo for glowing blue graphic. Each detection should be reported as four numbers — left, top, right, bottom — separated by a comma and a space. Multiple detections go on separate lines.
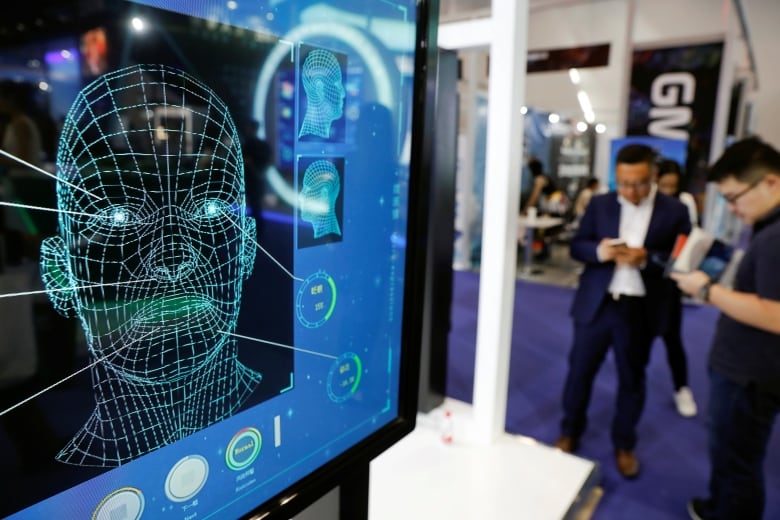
326, 352, 362, 403
300, 159, 342, 238
38, 64, 261, 467
298, 49, 346, 139
295, 270, 337, 328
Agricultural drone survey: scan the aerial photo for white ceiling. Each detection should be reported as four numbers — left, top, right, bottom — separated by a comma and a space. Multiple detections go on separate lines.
524, 0, 755, 127
526, 0, 779, 145
441, 0, 780, 147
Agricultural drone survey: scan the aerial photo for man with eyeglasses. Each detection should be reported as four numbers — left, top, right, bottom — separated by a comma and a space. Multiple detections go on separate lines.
555, 143, 692, 479
671, 137, 780, 520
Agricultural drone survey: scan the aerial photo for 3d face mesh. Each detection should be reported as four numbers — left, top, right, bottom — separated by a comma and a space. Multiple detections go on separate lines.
46, 64, 260, 466
56, 64, 248, 378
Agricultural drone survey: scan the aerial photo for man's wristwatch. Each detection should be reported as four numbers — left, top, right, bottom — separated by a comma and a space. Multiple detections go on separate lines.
697, 280, 713, 303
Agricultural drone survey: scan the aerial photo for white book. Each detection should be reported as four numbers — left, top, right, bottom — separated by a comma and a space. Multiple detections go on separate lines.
670, 226, 743, 286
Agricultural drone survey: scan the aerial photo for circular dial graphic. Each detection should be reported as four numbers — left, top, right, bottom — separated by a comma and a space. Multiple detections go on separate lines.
296, 271, 337, 328
92, 488, 144, 520
226, 427, 262, 470
165, 455, 209, 502
327, 352, 363, 403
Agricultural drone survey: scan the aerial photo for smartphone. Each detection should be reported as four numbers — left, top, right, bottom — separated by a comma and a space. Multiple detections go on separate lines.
606, 238, 627, 247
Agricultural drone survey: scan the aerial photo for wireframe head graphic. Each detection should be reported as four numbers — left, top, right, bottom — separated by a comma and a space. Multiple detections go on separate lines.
300, 159, 342, 239
38, 64, 261, 467
298, 49, 346, 139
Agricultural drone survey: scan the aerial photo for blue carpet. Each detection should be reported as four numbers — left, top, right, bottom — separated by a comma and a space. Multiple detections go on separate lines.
446, 269, 780, 519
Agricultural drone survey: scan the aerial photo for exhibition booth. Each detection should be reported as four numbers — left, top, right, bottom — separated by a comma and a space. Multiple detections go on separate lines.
0, 0, 777, 519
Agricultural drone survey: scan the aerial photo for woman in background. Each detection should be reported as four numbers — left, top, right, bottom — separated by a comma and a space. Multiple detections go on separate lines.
521, 158, 563, 260
658, 159, 698, 225
573, 176, 599, 222
656, 158, 698, 417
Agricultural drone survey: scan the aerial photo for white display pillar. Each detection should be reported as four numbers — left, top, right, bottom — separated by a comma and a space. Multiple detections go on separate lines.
471, 0, 529, 444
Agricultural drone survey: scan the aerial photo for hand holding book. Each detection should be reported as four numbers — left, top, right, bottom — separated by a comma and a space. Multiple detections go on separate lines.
666, 227, 744, 288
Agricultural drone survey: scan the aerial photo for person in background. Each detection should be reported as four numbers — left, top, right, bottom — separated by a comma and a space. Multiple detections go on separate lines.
658, 158, 698, 225
0, 81, 46, 263
655, 159, 699, 417
522, 158, 555, 215
574, 176, 600, 221
671, 137, 780, 520
555, 143, 691, 479
521, 158, 564, 260
0, 81, 43, 177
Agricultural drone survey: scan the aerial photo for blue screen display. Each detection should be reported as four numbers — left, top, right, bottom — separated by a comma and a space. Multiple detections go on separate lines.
0, 1, 420, 517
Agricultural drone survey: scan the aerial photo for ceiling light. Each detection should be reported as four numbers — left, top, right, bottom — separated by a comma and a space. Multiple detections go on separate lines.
548, 113, 560, 124
595, 123, 606, 134
577, 90, 595, 123
568, 68, 580, 85
576, 121, 588, 132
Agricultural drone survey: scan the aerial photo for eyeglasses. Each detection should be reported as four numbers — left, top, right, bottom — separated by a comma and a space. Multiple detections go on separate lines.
616, 180, 651, 191
722, 177, 763, 204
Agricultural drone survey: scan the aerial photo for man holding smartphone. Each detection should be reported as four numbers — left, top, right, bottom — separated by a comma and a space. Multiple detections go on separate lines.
671, 137, 780, 520
554, 143, 692, 479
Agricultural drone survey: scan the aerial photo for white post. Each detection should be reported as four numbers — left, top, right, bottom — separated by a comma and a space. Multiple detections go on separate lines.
471, 0, 529, 444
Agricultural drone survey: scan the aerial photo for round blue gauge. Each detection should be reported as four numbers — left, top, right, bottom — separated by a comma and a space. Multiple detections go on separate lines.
327, 352, 363, 403
296, 271, 337, 328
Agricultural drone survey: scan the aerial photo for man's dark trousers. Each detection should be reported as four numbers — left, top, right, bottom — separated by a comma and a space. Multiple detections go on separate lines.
560, 293, 654, 450
703, 368, 780, 519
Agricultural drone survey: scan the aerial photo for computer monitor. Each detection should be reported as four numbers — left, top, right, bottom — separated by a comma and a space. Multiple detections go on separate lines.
0, 0, 435, 517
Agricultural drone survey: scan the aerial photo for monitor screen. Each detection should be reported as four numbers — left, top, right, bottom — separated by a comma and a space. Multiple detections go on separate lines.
0, 1, 432, 518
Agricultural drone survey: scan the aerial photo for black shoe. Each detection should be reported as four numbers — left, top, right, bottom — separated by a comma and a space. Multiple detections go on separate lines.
687, 497, 713, 520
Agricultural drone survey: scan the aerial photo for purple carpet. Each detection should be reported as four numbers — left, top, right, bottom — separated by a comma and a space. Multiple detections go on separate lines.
446, 269, 780, 519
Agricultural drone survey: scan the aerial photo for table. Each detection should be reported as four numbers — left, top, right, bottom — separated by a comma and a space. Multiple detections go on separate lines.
517, 215, 564, 276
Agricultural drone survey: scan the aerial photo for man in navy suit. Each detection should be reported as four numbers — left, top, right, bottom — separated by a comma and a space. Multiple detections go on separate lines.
554, 143, 692, 478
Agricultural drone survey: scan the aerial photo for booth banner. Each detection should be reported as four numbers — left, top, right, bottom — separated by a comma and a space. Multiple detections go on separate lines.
550, 131, 593, 179
549, 129, 595, 204
627, 41, 723, 197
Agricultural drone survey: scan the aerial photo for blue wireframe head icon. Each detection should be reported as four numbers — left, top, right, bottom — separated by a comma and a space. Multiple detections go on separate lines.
300, 159, 342, 239
38, 64, 261, 467
298, 49, 346, 139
